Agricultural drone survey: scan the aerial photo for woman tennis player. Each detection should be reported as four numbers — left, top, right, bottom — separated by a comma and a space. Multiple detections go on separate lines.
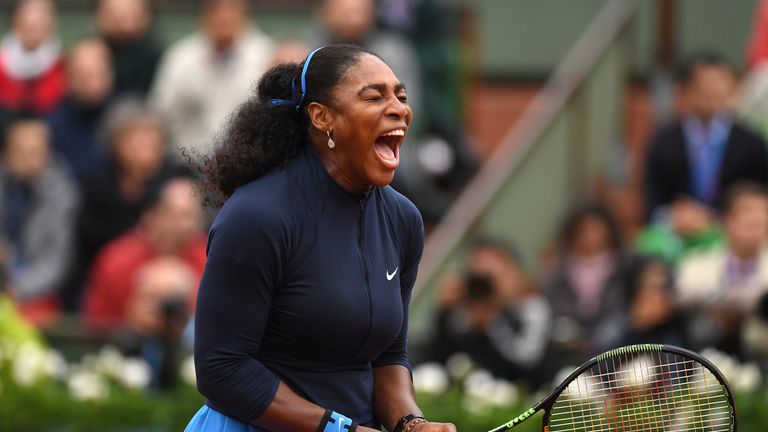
185, 45, 456, 432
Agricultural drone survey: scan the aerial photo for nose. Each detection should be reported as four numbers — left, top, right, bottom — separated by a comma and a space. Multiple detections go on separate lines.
386, 97, 410, 120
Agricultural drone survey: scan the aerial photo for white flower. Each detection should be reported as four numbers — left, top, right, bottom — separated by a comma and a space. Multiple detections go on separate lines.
412, 362, 449, 395
462, 393, 493, 415
181, 355, 196, 387
701, 347, 738, 384
489, 379, 519, 407
464, 369, 495, 399
445, 352, 473, 381
95, 346, 124, 378
561, 373, 602, 403
12, 344, 48, 386
118, 358, 151, 390
732, 362, 761, 393
463, 369, 508, 413
68, 369, 109, 401
616, 355, 655, 389
44, 350, 68, 381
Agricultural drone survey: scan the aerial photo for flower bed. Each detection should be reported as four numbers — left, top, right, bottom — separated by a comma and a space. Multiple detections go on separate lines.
1, 342, 767, 431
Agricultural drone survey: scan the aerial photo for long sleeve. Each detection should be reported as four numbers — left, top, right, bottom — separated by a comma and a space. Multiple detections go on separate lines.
12, 165, 79, 300
644, 130, 668, 222
194, 202, 289, 422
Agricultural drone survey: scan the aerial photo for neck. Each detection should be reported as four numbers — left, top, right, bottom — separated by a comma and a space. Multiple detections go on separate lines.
730, 246, 761, 261
310, 142, 371, 193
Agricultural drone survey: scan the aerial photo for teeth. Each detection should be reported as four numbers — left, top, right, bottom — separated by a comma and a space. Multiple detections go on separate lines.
381, 129, 405, 137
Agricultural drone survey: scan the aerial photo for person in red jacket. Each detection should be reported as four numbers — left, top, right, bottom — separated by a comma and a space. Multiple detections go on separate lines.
82, 177, 206, 331
0, 0, 65, 120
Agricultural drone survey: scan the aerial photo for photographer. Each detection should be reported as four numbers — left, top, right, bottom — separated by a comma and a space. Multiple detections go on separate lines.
121, 256, 196, 390
430, 238, 552, 389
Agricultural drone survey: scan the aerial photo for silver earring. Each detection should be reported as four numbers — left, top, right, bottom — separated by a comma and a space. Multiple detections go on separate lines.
327, 130, 336, 149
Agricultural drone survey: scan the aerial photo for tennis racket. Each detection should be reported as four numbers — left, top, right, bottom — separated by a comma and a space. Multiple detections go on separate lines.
488, 344, 736, 432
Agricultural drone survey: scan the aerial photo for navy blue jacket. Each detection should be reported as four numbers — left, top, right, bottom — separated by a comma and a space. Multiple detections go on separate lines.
194, 148, 424, 427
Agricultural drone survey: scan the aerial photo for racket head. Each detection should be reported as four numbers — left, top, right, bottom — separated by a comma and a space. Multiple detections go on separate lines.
540, 344, 736, 432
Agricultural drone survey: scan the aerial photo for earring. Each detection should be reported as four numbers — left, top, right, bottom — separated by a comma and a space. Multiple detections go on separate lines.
327, 130, 336, 149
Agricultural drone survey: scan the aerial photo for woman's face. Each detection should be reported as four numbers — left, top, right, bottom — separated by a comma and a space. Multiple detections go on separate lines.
572, 215, 612, 256
322, 53, 412, 189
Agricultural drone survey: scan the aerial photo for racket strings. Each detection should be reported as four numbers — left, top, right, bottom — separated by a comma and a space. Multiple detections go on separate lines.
546, 352, 733, 432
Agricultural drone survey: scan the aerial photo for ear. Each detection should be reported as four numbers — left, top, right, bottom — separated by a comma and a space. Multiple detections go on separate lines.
307, 101, 335, 132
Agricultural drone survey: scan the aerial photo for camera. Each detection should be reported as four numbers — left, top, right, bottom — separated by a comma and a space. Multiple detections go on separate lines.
463, 272, 495, 301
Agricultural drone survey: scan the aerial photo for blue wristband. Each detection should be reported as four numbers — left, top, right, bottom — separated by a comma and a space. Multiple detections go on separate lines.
317, 410, 357, 432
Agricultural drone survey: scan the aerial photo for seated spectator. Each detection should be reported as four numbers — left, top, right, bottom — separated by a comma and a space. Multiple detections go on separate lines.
47, 38, 114, 183
0, 0, 64, 131
634, 197, 723, 265
677, 183, 768, 358
83, 177, 206, 331
61, 98, 183, 311
120, 256, 198, 389
95, 0, 162, 98
621, 257, 686, 346
149, 0, 273, 158
430, 238, 552, 388
0, 119, 78, 325
645, 52, 768, 222
542, 203, 635, 361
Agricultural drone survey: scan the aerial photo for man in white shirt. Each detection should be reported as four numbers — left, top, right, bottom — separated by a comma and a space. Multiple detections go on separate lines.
677, 182, 768, 355
149, 0, 273, 159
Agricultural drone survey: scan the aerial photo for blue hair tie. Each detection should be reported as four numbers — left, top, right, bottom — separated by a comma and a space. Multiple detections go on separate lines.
270, 46, 325, 110
270, 98, 294, 107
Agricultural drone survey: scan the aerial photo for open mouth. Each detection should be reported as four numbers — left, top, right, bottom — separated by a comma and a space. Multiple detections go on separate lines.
374, 129, 405, 167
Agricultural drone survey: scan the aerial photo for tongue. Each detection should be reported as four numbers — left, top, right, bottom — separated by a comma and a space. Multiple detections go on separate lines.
374, 139, 395, 160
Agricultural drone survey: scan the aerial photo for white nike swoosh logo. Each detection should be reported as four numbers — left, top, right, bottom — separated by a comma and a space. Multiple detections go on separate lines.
386, 267, 398, 280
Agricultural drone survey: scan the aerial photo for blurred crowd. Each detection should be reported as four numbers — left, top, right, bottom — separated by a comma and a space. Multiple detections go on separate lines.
0, 0, 470, 389
425, 47, 768, 390
5, 0, 768, 396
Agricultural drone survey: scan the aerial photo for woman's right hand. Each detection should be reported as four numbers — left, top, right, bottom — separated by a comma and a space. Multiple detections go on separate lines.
412, 421, 457, 432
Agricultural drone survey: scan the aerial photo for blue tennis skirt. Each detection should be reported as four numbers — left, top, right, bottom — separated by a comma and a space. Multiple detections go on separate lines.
185, 405, 267, 432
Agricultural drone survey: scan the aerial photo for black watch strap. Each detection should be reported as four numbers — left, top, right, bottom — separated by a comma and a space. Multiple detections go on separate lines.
392, 413, 425, 432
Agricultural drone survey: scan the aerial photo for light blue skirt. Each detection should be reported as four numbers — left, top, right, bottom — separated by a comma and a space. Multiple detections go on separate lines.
185, 405, 267, 432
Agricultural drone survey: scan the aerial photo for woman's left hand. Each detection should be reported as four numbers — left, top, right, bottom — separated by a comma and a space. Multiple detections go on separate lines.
412, 421, 457, 432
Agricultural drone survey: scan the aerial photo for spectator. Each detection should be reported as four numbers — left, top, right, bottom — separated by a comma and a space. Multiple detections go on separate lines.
47, 38, 114, 183
621, 257, 686, 346
645, 52, 768, 221
149, 0, 274, 158
430, 238, 552, 388
0, 119, 78, 325
677, 183, 768, 357
634, 197, 723, 266
83, 177, 206, 331
308, 0, 422, 121
0, 0, 64, 131
542, 203, 635, 361
61, 98, 182, 311
95, 0, 163, 98
121, 256, 198, 389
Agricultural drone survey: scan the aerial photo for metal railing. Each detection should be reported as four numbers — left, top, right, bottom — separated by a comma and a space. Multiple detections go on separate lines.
409, 0, 637, 344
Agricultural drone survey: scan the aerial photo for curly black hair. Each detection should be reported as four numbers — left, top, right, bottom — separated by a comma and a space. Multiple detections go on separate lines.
192, 44, 374, 207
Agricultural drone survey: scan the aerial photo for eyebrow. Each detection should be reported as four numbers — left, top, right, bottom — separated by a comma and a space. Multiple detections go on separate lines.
358, 83, 407, 95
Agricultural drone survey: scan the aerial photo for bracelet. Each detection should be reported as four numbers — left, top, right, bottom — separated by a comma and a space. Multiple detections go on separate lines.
392, 414, 426, 432
405, 418, 428, 432
316, 409, 358, 432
